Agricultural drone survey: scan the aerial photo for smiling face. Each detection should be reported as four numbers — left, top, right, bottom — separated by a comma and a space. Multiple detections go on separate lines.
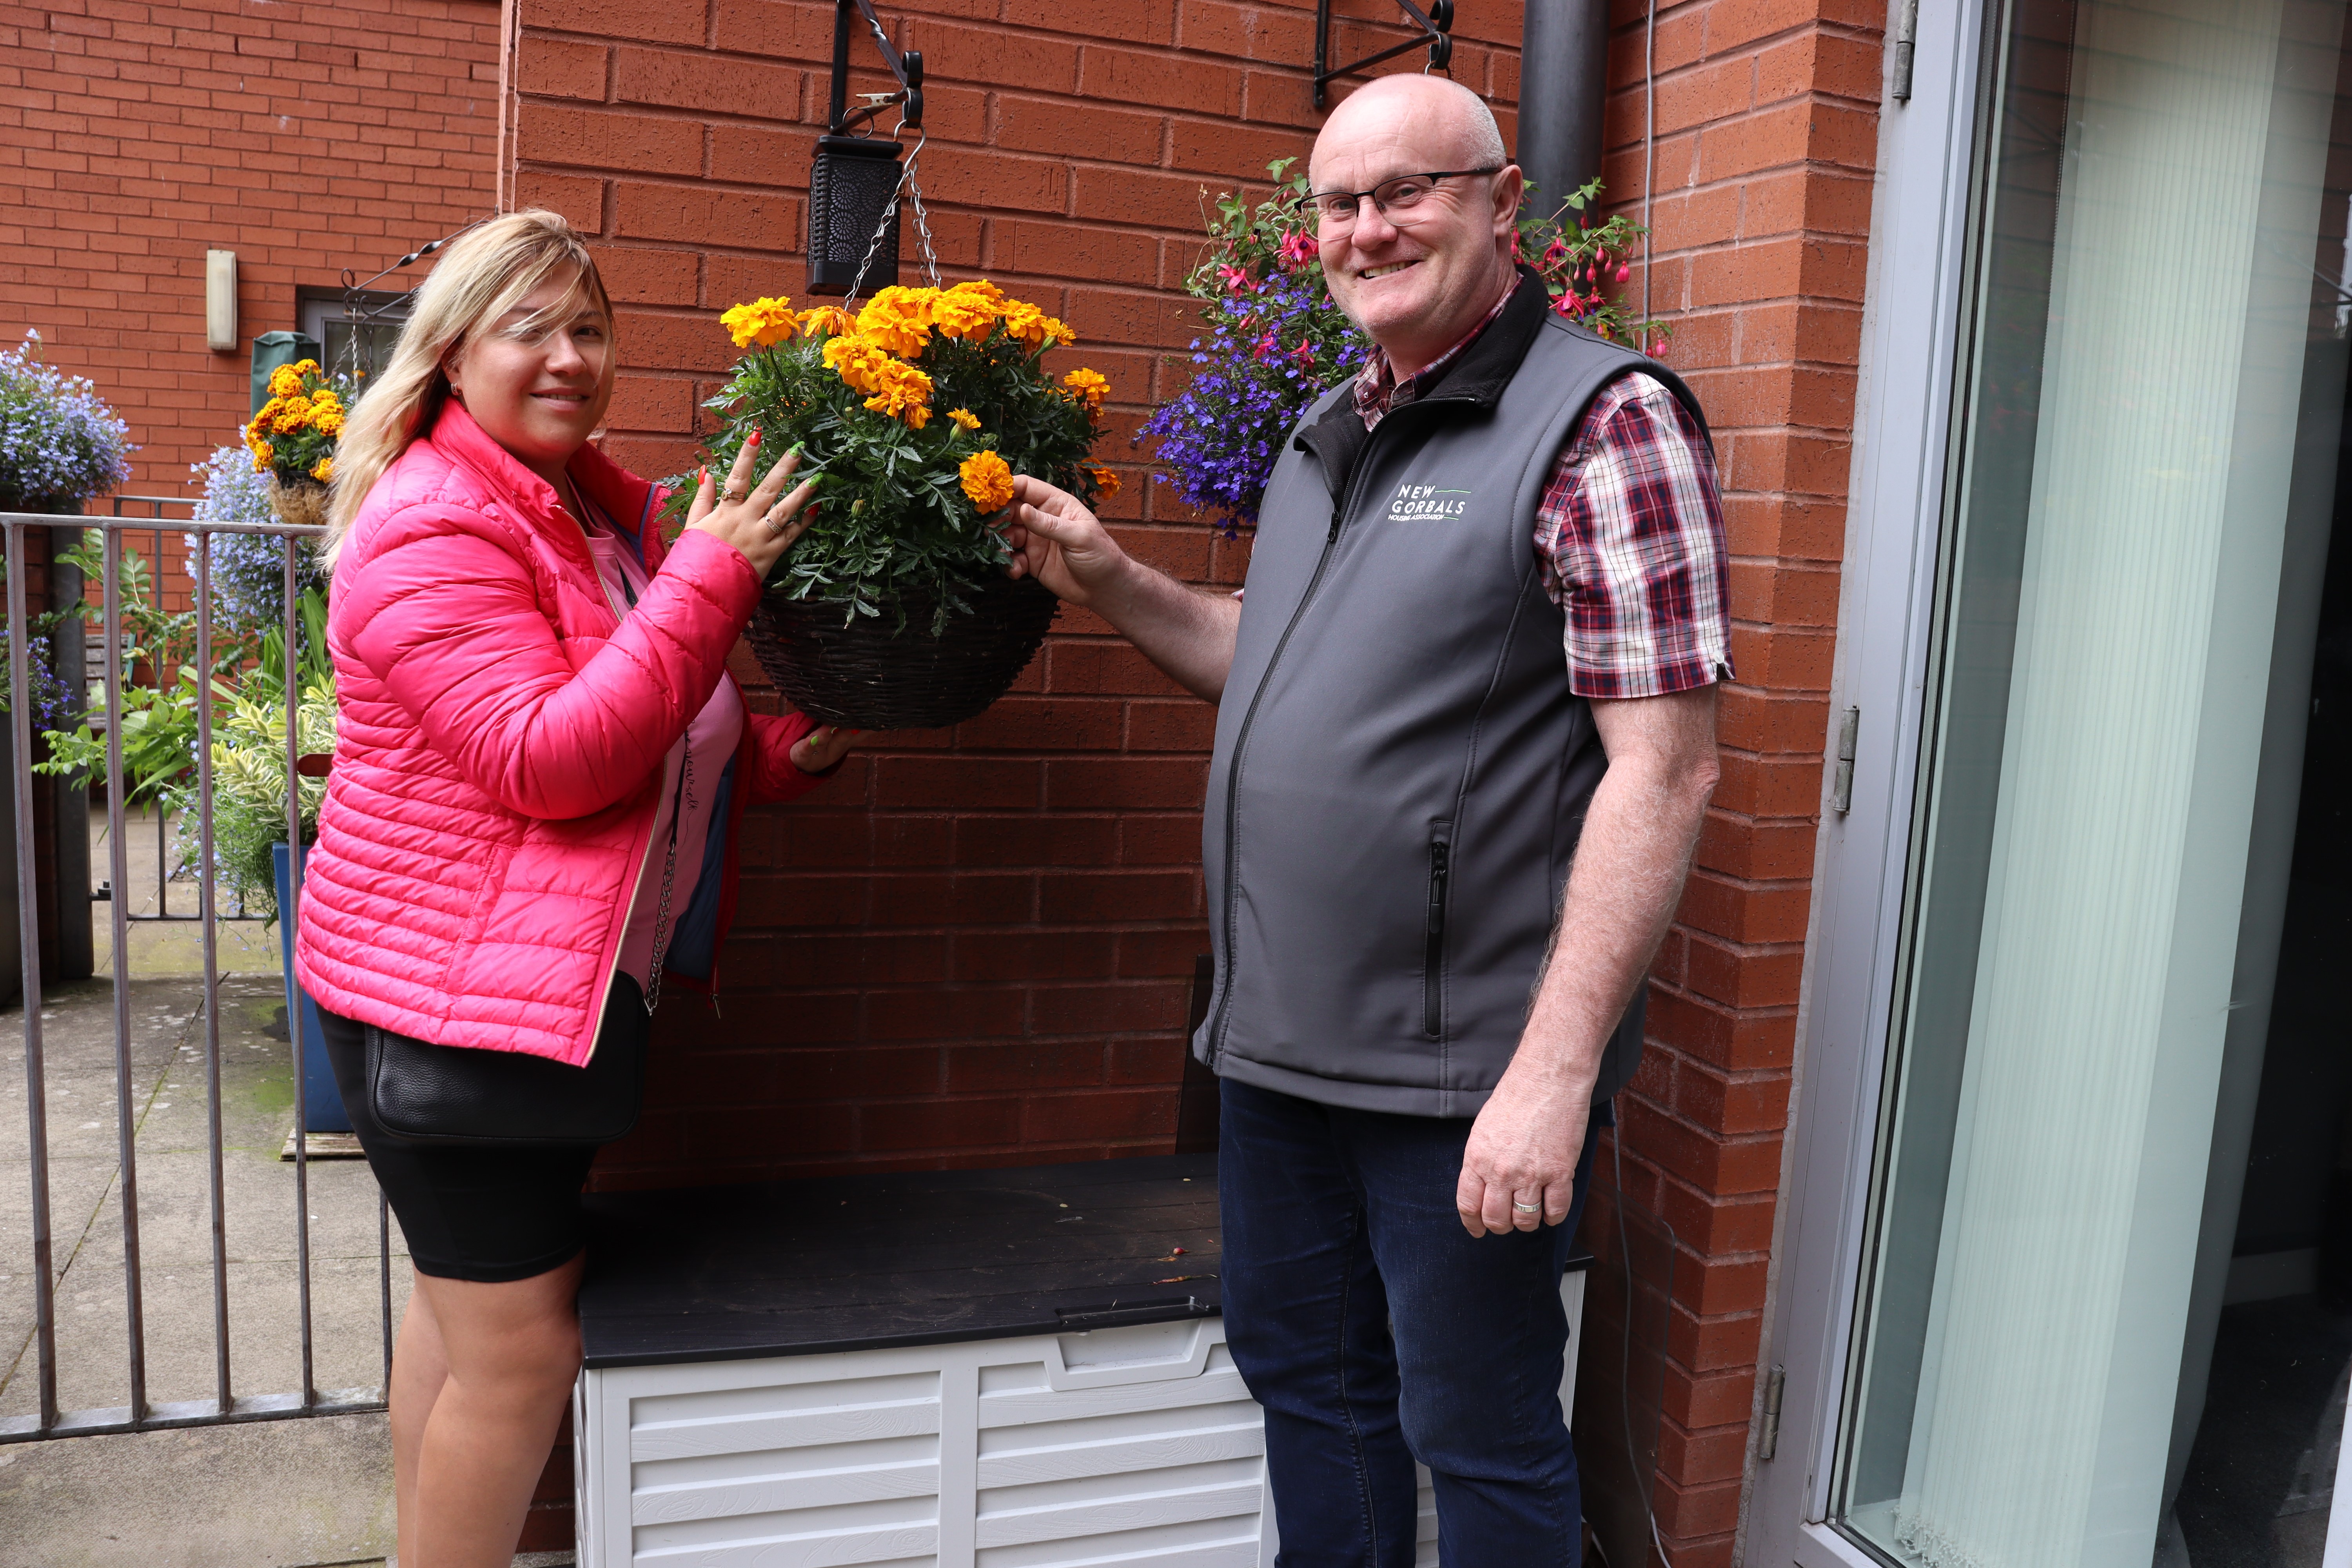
443, 267, 615, 488
1310, 76, 1523, 379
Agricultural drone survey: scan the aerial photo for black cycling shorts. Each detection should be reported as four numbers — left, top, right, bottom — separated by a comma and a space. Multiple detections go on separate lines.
315, 981, 644, 1284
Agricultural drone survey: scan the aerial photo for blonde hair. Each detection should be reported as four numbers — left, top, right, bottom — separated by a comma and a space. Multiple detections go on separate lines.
323, 210, 614, 564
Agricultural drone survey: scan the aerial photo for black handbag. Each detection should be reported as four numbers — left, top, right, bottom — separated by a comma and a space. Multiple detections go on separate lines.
362, 975, 650, 1147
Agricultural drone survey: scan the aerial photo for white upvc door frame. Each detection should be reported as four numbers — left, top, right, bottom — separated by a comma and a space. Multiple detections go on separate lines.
1739, 0, 1996, 1560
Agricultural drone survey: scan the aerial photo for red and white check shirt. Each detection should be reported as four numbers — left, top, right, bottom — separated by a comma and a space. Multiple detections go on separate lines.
1354, 291, 1734, 700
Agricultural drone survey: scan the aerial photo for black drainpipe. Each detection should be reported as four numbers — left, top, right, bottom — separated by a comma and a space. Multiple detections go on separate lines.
1519, 0, 1610, 215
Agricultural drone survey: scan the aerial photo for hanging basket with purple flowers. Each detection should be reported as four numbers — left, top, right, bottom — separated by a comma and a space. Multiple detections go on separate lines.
1140, 162, 1665, 537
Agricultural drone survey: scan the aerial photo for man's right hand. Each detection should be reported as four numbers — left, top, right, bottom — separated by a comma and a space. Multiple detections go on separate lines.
996, 473, 1244, 704
999, 475, 1131, 606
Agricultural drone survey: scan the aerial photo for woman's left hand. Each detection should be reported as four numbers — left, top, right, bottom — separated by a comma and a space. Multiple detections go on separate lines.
791, 724, 862, 774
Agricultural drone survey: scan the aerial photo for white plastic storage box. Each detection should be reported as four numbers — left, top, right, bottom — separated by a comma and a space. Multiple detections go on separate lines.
573, 1156, 1589, 1568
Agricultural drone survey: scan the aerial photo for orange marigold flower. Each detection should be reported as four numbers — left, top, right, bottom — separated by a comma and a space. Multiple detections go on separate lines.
1062, 368, 1110, 412
1088, 464, 1120, 499
796, 305, 853, 338
998, 301, 1048, 348
959, 449, 1014, 513
272, 397, 314, 435
310, 457, 335, 483
823, 333, 896, 395
314, 406, 344, 437
855, 285, 939, 357
1041, 315, 1076, 347
931, 281, 1005, 341
268, 364, 304, 399
946, 407, 981, 432
249, 440, 274, 472
721, 296, 797, 350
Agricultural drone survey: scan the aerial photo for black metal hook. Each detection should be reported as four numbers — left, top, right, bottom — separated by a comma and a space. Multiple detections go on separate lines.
827, 0, 923, 135
1313, 0, 1455, 109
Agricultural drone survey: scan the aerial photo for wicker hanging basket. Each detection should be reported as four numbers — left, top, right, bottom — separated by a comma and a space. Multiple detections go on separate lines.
266, 475, 331, 531
745, 573, 1059, 730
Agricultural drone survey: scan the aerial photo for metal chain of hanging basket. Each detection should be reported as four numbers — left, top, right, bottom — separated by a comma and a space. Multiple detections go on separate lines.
845, 121, 941, 303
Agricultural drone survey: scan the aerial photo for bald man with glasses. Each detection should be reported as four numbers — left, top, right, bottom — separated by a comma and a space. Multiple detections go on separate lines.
1000, 73, 1729, 1565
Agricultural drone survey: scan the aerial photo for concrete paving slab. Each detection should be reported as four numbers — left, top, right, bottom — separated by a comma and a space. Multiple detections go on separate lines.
0, 972, 410, 1424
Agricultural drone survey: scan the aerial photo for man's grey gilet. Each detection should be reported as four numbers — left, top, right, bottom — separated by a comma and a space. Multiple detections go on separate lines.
1194, 279, 1710, 1118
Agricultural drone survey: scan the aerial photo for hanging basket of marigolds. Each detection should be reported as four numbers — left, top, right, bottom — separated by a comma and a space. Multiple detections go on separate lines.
683, 283, 1118, 731
242, 359, 345, 531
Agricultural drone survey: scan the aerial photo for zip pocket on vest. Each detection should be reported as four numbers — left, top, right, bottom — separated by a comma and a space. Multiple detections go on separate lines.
1424, 830, 1451, 1038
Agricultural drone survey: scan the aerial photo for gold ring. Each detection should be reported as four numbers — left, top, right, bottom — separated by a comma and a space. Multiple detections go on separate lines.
722, 486, 750, 503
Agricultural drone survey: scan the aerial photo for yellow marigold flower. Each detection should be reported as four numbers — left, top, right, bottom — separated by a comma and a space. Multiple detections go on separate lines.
823, 333, 896, 396
310, 457, 334, 483
314, 406, 344, 437
721, 296, 797, 350
959, 449, 1013, 513
859, 358, 935, 426
998, 301, 1047, 348
1042, 316, 1076, 347
290, 359, 320, 377
796, 305, 853, 339
268, 364, 303, 398
855, 286, 938, 357
931, 281, 1005, 341
1062, 368, 1110, 414
946, 407, 981, 432
250, 441, 274, 471
272, 397, 314, 435
1089, 464, 1121, 499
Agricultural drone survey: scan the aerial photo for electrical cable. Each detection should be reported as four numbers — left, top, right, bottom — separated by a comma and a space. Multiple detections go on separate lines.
1642, 0, 1660, 350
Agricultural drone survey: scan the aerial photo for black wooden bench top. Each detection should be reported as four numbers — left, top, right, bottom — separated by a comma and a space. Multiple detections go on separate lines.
577, 1154, 1226, 1368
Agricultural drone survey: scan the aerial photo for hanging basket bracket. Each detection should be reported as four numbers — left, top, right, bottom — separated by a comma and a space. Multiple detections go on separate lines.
1312, 0, 1455, 109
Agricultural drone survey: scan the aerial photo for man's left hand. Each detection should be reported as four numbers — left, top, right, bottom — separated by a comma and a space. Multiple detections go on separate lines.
1457, 1073, 1591, 1236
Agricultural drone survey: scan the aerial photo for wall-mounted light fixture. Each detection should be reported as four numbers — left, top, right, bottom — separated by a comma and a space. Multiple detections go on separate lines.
806, 0, 925, 297
204, 249, 238, 352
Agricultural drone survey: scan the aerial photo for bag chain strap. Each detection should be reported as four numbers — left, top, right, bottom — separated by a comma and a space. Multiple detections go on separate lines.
641, 741, 695, 1014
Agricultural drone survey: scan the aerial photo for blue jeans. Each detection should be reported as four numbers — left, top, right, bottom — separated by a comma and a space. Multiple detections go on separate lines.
1218, 1077, 1603, 1568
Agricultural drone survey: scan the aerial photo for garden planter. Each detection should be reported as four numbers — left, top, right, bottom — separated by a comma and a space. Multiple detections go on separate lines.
744, 573, 1058, 730
265, 475, 330, 531
271, 842, 348, 1133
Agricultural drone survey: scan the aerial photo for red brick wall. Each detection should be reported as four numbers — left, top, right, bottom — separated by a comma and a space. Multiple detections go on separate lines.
1595, 0, 1881, 1561
518, 0, 1532, 1189
0, 0, 502, 515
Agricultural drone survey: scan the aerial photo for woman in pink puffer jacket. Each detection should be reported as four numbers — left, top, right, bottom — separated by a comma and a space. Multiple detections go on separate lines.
292, 211, 850, 1568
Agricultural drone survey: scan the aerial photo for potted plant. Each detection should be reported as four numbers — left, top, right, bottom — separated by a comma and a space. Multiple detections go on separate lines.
0, 329, 134, 996
681, 283, 1118, 730
241, 358, 345, 530
1141, 163, 1662, 534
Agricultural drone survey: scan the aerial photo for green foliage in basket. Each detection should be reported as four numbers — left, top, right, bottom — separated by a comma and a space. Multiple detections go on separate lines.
665, 285, 1116, 631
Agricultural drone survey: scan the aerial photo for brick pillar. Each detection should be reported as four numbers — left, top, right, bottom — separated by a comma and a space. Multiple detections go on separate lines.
1599, 0, 1882, 1561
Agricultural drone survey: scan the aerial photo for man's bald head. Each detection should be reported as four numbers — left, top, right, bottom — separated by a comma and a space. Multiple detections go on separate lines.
1306, 73, 1523, 379
1310, 74, 1508, 187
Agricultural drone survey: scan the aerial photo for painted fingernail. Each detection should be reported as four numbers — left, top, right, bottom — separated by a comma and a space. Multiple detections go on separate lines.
697, 466, 708, 485
747, 430, 762, 447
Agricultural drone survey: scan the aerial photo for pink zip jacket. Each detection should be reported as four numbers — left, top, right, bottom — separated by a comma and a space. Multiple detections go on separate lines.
293, 403, 826, 1067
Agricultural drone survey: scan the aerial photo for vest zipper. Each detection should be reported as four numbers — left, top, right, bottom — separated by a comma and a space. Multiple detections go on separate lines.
1424, 831, 1450, 1038
1207, 397, 1470, 1063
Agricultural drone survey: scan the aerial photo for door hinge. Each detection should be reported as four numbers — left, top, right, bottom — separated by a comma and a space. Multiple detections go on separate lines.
1831, 707, 1859, 815
1759, 1365, 1788, 1461
1891, 0, 1919, 101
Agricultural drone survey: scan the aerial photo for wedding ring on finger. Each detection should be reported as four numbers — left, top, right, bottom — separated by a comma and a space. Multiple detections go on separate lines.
1512, 1200, 1543, 1214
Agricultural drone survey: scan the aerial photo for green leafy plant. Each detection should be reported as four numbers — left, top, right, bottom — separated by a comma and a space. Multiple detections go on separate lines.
667, 285, 1113, 630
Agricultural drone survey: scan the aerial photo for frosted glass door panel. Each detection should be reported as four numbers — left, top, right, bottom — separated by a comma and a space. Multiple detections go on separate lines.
1833, 0, 2352, 1563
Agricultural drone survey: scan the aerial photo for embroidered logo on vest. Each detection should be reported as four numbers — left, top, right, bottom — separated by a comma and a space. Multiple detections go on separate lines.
1384, 483, 1472, 523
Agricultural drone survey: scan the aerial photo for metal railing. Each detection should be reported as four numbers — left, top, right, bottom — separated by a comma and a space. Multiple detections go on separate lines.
1, 510, 392, 1443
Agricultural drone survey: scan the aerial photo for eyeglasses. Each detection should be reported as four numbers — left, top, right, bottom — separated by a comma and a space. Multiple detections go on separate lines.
1308, 168, 1503, 231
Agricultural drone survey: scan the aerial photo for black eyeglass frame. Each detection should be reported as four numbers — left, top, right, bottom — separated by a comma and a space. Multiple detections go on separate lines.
1307, 167, 1505, 226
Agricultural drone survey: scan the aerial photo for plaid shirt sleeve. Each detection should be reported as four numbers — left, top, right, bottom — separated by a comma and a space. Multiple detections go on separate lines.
1537, 372, 1734, 700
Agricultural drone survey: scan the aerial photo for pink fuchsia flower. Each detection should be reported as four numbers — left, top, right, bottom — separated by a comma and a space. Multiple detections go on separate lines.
1253, 332, 1278, 361
1543, 240, 1569, 268
1616, 265, 1631, 283
1278, 230, 1319, 270
1220, 264, 1254, 294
